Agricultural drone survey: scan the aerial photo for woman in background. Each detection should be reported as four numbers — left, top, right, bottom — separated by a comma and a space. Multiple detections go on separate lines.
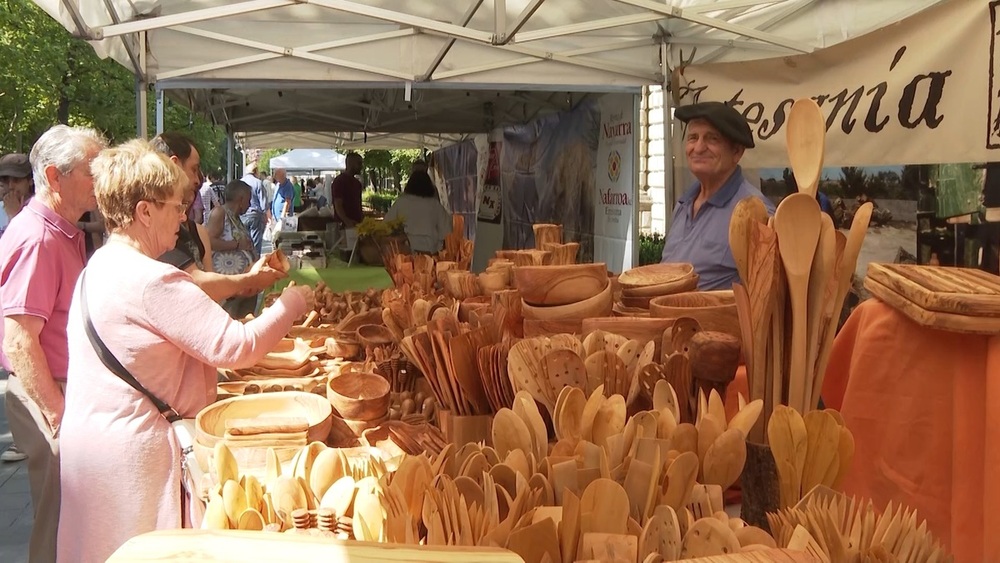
384, 171, 452, 254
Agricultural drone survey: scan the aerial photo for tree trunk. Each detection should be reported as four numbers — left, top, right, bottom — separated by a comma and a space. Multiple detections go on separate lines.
57, 47, 76, 125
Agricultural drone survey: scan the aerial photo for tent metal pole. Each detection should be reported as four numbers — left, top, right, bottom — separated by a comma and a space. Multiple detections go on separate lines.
227, 133, 235, 182
136, 32, 148, 139
632, 91, 641, 270
155, 87, 165, 134
661, 41, 676, 232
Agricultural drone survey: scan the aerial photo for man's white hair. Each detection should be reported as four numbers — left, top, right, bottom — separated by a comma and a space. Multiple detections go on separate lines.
30, 125, 108, 195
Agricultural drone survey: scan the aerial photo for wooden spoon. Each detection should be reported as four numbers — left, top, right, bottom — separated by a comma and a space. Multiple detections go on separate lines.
680, 516, 741, 558
767, 405, 809, 509
801, 410, 841, 495
661, 451, 698, 512
786, 98, 826, 198
773, 193, 822, 412
729, 196, 769, 286
701, 428, 748, 490
555, 386, 587, 441
640, 506, 681, 561
805, 213, 836, 411
492, 408, 533, 459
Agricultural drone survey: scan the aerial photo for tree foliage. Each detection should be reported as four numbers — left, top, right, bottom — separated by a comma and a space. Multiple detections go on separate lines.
0, 0, 224, 168
356, 148, 423, 192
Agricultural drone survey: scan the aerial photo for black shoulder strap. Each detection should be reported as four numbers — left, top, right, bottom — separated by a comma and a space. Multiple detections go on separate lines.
79, 271, 182, 423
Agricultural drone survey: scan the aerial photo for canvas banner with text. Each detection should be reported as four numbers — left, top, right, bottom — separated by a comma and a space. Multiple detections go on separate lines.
676, 0, 998, 168
594, 95, 636, 273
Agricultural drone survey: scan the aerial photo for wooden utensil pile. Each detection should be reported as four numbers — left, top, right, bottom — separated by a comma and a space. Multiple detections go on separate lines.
381, 285, 459, 341
203, 441, 397, 536
386, 389, 438, 423
282, 283, 381, 327
730, 98, 874, 441
360, 420, 448, 457
767, 489, 953, 562
398, 316, 501, 416
383, 253, 437, 292
767, 405, 854, 510
476, 341, 517, 412
217, 337, 333, 398
618, 263, 699, 309
442, 270, 483, 300
506, 332, 655, 418
439, 214, 474, 269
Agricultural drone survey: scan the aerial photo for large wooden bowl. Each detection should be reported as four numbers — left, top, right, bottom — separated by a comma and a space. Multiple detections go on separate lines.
649, 290, 740, 338
513, 262, 608, 306
194, 391, 333, 449
326, 372, 391, 421
522, 318, 584, 337
521, 282, 613, 321
619, 263, 695, 289
621, 273, 699, 297
335, 310, 383, 334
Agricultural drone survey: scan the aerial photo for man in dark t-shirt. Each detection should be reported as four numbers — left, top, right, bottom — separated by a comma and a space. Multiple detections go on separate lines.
332, 152, 364, 227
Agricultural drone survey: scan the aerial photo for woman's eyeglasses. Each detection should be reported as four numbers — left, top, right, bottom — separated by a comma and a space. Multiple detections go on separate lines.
154, 200, 191, 214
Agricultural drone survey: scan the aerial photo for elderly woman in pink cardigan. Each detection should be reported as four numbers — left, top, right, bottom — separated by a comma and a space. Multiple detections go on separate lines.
56, 140, 314, 562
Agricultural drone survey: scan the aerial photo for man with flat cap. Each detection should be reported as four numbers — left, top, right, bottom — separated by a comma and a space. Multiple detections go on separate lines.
0, 153, 34, 239
661, 101, 775, 290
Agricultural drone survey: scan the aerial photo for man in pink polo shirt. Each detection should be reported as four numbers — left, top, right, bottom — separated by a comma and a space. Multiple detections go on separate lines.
0, 124, 107, 562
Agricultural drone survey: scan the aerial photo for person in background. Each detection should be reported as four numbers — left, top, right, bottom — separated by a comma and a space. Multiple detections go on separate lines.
410, 159, 429, 174
0, 153, 35, 463
206, 180, 258, 318
0, 153, 34, 239
200, 171, 223, 224
187, 179, 204, 224
332, 153, 364, 228
153, 134, 284, 302
384, 171, 452, 255
660, 101, 775, 290
76, 211, 106, 259
240, 166, 267, 255
0, 125, 107, 562
292, 176, 303, 212
271, 168, 295, 223
57, 139, 313, 562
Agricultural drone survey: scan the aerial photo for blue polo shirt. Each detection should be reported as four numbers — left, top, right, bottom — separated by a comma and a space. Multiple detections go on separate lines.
661, 166, 775, 290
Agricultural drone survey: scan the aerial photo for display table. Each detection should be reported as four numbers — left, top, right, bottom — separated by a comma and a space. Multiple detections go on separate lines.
820, 299, 1000, 563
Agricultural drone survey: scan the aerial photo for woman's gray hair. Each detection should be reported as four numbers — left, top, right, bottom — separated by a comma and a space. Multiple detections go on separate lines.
30, 125, 108, 195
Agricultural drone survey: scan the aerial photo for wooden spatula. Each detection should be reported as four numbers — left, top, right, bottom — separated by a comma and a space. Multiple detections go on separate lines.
729, 196, 769, 286
805, 213, 836, 411
768, 405, 809, 509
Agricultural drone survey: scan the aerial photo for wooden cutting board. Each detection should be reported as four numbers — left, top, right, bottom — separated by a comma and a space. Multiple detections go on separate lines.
866, 263, 1000, 316
864, 277, 1000, 335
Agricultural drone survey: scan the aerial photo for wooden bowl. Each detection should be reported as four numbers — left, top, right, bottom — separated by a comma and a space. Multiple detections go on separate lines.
194, 391, 333, 448
621, 273, 699, 297
619, 263, 696, 289
444, 270, 482, 300
478, 270, 509, 294
620, 295, 653, 308
326, 372, 391, 421
325, 334, 361, 360
520, 281, 613, 321
542, 242, 580, 265
612, 302, 649, 317
513, 262, 609, 306
335, 310, 383, 334
649, 290, 740, 338
357, 324, 394, 349
522, 318, 584, 337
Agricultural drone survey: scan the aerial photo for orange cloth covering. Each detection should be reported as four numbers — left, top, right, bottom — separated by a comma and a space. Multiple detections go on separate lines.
818, 299, 999, 563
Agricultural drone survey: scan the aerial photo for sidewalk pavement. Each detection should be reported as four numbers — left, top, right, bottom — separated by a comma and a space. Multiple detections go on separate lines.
0, 371, 31, 563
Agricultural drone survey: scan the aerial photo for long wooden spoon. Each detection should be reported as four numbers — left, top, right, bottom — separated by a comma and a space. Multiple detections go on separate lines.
805, 213, 836, 411
774, 193, 821, 412
786, 98, 826, 198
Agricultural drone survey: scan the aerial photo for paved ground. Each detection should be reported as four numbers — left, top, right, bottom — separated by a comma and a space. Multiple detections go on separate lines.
0, 371, 30, 563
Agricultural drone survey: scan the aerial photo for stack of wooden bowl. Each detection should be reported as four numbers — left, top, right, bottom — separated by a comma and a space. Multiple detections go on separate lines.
649, 289, 740, 340
193, 391, 333, 481
618, 263, 699, 309
326, 367, 391, 447
514, 262, 612, 336
478, 259, 514, 295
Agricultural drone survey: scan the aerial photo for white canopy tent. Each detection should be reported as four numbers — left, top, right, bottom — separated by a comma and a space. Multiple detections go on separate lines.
268, 148, 347, 172
32, 0, 945, 148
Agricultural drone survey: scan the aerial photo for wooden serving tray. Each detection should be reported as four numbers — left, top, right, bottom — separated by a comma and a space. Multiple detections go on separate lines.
864, 277, 1000, 335
866, 263, 1000, 316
